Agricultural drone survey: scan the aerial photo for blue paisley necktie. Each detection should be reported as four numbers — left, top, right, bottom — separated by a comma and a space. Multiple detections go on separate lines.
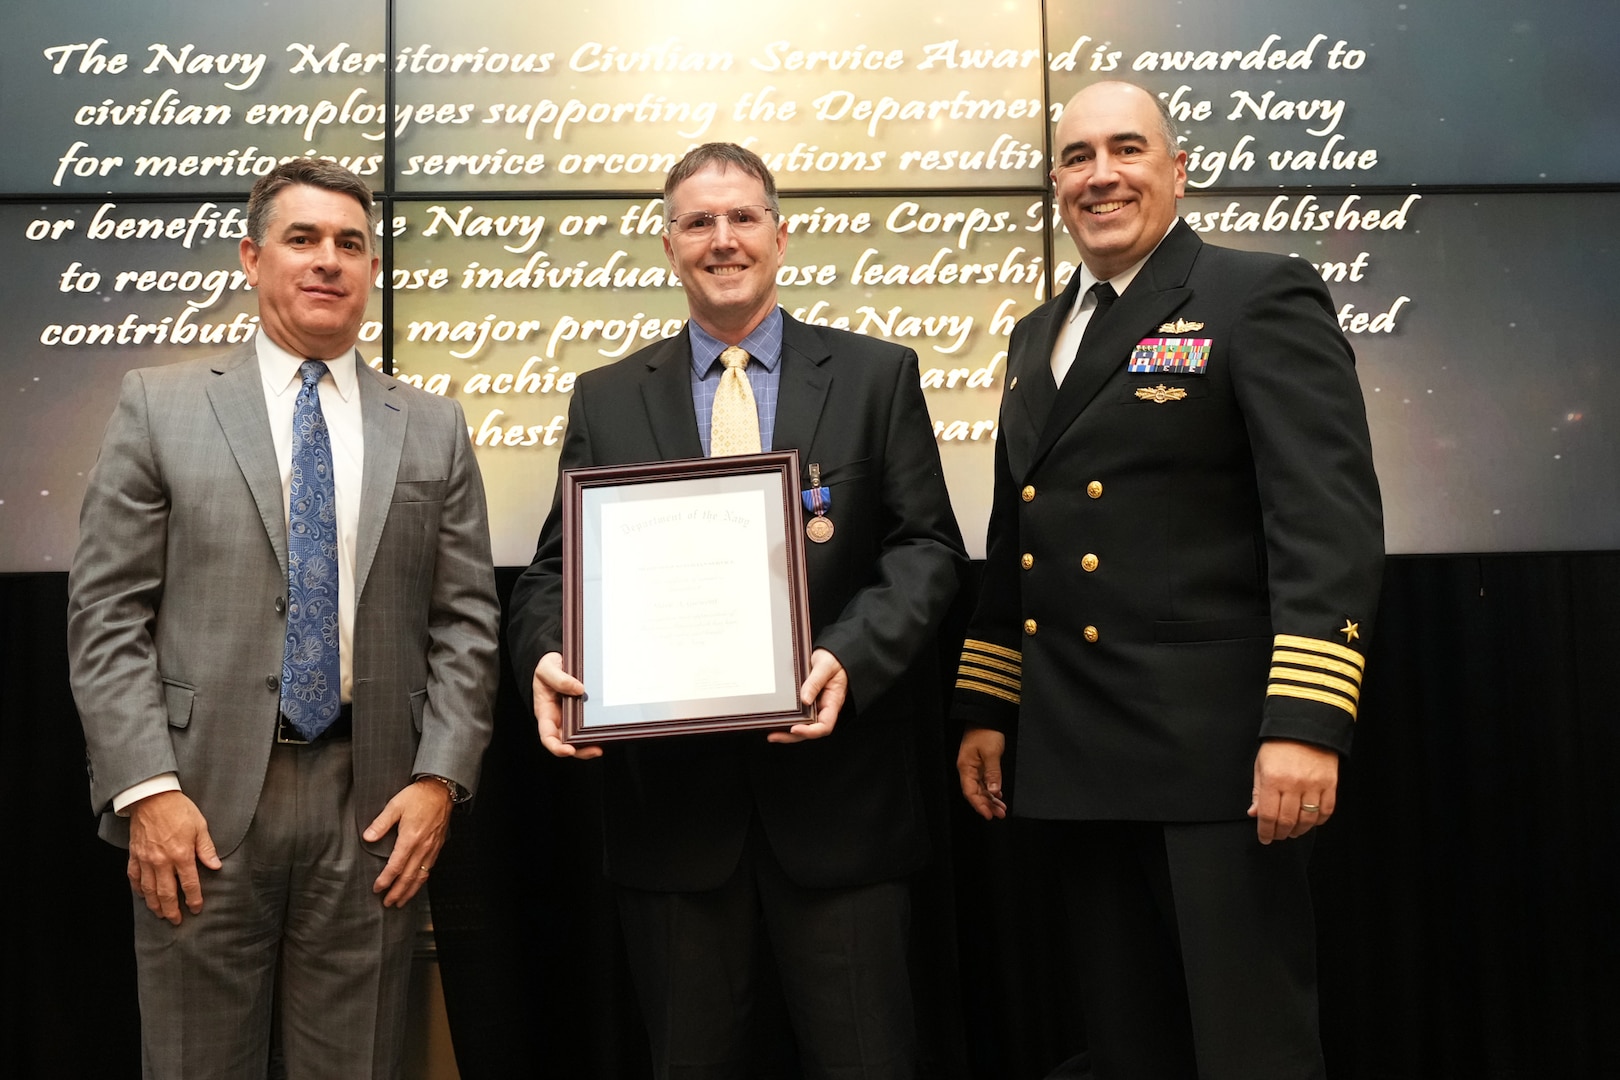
280, 360, 342, 739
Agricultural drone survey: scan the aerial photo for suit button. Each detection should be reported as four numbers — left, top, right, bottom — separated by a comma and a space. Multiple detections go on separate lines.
1083, 625, 1100, 643
274, 596, 287, 614
1021, 553, 1034, 570
265, 675, 278, 691
1021, 485, 1036, 502
1087, 481, 1103, 499
1081, 553, 1099, 573
1024, 619, 1038, 635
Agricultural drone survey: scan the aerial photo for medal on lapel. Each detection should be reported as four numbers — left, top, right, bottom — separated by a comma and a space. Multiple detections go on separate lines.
803, 463, 834, 543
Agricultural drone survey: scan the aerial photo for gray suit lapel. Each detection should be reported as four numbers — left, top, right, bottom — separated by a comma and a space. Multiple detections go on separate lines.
354, 355, 405, 599
772, 314, 831, 471
639, 332, 705, 461
206, 344, 287, 572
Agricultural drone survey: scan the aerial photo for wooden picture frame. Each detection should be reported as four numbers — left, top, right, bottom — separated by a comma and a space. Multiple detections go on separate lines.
560, 450, 814, 742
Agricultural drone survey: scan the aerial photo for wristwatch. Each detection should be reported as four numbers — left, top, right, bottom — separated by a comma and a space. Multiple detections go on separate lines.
414, 773, 470, 803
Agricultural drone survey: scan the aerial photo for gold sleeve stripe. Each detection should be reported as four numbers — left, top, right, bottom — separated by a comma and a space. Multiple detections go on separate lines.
956, 677, 1021, 705
961, 639, 1023, 663
1273, 633, 1365, 669
1273, 649, 1364, 684
1269, 666, 1361, 703
961, 652, 1021, 677
1267, 683, 1359, 720
959, 665, 1020, 691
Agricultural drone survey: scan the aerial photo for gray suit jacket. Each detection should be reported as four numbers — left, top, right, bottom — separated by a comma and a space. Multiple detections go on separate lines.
68, 342, 500, 856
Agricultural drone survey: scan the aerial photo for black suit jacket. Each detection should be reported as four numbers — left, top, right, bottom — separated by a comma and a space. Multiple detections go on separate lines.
509, 312, 965, 890
954, 221, 1384, 821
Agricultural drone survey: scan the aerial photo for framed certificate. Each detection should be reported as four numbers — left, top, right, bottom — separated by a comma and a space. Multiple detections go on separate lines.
560, 450, 814, 742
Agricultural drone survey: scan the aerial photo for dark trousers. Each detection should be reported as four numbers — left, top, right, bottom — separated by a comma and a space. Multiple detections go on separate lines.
1042, 819, 1325, 1080
616, 818, 915, 1080
132, 740, 417, 1080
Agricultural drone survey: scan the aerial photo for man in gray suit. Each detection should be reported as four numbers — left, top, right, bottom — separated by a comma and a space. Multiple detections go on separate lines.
67, 159, 500, 1079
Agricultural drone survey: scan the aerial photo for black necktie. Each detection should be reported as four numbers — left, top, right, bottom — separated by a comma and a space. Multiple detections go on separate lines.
1033, 281, 1120, 429
1076, 281, 1118, 356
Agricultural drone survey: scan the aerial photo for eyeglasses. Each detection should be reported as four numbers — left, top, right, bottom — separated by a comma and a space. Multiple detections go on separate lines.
667, 205, 780, 237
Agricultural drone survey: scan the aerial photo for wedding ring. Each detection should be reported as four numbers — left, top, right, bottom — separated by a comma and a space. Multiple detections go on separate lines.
1300, 803, 1320, 813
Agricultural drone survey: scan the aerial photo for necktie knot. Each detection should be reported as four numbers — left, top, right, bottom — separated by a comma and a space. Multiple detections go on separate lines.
710, 346, 762, 456
299, 359, 329, 389
1083, 281, 1119, 337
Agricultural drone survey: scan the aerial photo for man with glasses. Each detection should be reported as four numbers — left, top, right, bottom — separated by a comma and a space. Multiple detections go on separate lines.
508, 142, 964, 1078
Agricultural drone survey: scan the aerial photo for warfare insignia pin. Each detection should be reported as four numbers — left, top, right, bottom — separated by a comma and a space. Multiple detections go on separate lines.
1135, 384, 1188, 403
1157, 318, 1206, 334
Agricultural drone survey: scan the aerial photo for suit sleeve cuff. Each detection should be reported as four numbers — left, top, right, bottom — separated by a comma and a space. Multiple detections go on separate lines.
1261, 633, 1365, 754
951, 638, 1022, 733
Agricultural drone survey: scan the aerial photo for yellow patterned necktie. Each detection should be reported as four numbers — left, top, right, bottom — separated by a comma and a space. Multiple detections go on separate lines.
710, 346, 762, 456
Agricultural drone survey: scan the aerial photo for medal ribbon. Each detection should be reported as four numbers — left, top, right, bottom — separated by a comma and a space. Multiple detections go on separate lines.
801, 486, 831, 518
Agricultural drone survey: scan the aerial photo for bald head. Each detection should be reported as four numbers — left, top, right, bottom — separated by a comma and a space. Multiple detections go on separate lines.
1055, 81, 1180, 163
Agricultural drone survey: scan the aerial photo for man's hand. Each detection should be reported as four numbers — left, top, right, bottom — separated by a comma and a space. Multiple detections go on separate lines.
127, 790, 222, 925
957, 728, 1008, 820
770, 648, 847, 743
364, 777, 453, 907
533, 651, 600, 759
1249, 739, 1339, 844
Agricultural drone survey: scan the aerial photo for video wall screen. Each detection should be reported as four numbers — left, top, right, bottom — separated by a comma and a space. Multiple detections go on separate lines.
391, 192, 1040, 564
1047, 0, 1620, 187
391, 0, 1048, 192
1174, 191, 1620, 555
1, 0, 1616, 569
3, 0, 386, 195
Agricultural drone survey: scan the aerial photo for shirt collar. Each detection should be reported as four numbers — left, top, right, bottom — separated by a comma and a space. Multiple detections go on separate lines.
256, 330, 360, 402
689, 307, 784, 378
1067, 219, 1179, 325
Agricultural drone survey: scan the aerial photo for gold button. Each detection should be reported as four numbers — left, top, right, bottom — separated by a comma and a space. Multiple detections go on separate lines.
1021, 485, 1036, 502
1087, 481, 1103, 499
1082, 625, 1099, 643
1024, 619, 1038, 635
1081, 553, 1099, 573
1021, 553, 1034, 570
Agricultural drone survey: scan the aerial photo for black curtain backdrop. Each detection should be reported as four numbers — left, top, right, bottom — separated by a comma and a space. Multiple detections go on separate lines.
6, 554, 1618, 1078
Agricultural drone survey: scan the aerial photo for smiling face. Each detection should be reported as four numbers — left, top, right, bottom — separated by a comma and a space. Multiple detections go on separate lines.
239, 183, 377, 359
1050, 82, 1188, 281
663, 164, 788, 343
